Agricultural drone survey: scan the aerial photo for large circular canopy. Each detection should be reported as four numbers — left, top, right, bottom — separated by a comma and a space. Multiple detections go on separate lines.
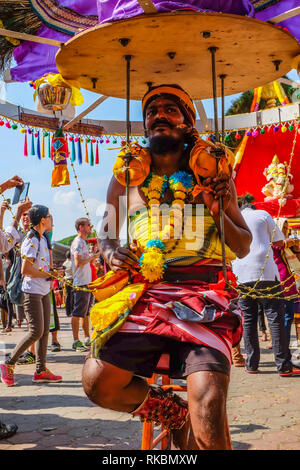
56, 11, 300, 100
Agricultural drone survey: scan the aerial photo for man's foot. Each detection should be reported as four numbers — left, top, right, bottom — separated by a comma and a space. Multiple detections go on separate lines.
51, 342, 61, 352
16, 351, 36, 365
261, 331, 268, 342
0, 422, 18, 440
0, 363, 15, 386
32, 369, 62, 383
244, 367, 259, 374
72, 340, 89, 352
83, 337, 91, 348
279, 367, 300, 377
2, 327, 12, 333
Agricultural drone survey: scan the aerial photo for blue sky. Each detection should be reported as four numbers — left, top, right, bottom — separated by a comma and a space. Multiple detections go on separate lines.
0, 69, 298, 241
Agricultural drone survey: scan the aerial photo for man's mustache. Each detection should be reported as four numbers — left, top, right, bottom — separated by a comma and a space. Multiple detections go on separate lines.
150, 119, 174, 130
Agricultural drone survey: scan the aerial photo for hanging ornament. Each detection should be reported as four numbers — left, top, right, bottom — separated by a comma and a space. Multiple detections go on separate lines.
24, 130, 28, 157
31, 131, 35, 156
36, 131, 41, 160
84, 140, 89, 163
71, 138, 76, 162
41, 132, 45, 158
51, 128, 70, 187
77, 137, 82, 165
90, 140, 94, 166
48, 133, 51, 158
95, 141, 99, 165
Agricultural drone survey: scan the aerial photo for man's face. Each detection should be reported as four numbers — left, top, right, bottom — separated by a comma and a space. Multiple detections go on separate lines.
144, 97, 185, 140
80, 220, 92, 237
21, 212, 30, 231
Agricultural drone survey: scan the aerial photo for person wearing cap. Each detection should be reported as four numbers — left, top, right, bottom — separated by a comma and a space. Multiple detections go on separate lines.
82, 84, 252, 449
0, 204, 62, 387
70, 218, 100, 352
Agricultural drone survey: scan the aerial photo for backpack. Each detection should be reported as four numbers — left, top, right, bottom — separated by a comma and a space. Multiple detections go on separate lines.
6, 253, 24, 306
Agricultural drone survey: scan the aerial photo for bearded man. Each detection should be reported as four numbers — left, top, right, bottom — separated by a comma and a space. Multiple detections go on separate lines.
82, 84, 252, 450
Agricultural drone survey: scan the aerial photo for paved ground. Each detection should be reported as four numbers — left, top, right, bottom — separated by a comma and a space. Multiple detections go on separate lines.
0, 308, 300, 451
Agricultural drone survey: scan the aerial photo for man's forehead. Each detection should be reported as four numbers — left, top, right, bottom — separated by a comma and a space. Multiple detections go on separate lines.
146, 96, 180, 109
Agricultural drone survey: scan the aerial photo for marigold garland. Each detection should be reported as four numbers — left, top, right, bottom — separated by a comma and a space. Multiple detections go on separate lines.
139, 171, 195, 282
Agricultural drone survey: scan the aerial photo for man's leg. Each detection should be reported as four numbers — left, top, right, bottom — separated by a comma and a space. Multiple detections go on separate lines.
71, 316, 80, 342
82, 357, 149, 412
238, 289, 260, 371
262, 294, 291, 373
81, 315, 90, 339
186, 370, 230, 450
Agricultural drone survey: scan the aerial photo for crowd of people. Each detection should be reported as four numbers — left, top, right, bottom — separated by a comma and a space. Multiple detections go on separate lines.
0, 176, 104, 439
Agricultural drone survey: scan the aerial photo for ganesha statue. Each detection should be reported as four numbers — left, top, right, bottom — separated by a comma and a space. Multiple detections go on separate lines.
261, 155, 294, 206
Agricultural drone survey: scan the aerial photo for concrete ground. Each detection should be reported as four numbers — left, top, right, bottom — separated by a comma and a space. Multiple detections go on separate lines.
0, 308, 300, 451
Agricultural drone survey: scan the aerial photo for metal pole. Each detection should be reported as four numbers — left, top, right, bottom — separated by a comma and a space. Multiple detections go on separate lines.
208, 47, 227, 282
208, 47, 219, 142
219, 74, 227, 144
124, 55, 133, 248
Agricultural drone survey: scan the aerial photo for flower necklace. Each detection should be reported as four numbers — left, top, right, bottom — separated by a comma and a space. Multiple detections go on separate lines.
139, 170, 195, 282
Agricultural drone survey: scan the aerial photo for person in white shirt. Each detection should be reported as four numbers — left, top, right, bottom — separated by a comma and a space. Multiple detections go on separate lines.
70, 218, 99, 352
0, 205, 62, 387
232, 202, 299, 377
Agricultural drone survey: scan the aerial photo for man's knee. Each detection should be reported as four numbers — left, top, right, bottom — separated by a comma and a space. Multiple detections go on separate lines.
82, 358, 112, 408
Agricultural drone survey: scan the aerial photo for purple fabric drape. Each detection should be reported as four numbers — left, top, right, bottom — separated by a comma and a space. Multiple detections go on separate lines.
97, 0, 254, 23
11, 0, 98, 81
255, 0, 300, 44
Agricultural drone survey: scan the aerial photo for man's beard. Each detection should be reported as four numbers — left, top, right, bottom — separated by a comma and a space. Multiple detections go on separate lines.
149, 134, 184, 155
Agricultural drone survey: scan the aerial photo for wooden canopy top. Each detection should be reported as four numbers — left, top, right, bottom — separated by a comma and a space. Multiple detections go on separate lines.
56, 11, 300, 100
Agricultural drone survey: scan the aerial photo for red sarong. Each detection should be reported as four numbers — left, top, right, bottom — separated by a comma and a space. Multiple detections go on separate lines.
119, 266, 243, 364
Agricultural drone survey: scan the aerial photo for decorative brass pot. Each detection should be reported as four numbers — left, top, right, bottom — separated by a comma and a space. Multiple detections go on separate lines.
37, 81, 72, 111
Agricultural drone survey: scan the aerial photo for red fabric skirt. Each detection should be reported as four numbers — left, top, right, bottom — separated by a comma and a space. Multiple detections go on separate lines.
119, 265, 243, 363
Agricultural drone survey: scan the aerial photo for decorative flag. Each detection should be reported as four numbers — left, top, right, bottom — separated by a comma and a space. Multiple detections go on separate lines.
51, 128, 70, 187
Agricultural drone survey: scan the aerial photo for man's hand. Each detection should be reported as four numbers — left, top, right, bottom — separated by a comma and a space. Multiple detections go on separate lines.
0, 279, 6, 289
108, 246, 139, 271
202, 174, 232, 216
0, 201, 9, 214
0, 175, 24, 193
90, 251, 101, 261
16, 200, 32, 220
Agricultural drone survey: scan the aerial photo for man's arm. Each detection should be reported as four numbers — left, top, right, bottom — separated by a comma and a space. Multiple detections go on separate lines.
73, 251, 100, 269
98, 176, 138, 271
21, 258, 52, 279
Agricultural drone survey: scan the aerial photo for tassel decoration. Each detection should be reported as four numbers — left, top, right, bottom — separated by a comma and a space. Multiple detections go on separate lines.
24, 131, 28, 157
77, 138, 82, 165
90, 140, 94, 166
30, 131, 35, 156
84, 140, 89, 163
36, 131, 41, 160
42, 132, 45, 158
95, 141, 99, 164
71, 139, 76, 162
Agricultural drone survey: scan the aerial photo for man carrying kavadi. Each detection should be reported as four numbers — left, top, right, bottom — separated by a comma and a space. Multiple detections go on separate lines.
82, 84, 252, 450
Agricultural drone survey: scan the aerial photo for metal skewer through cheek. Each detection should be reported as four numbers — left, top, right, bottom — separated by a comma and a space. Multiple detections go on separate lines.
209, 47, 227, 283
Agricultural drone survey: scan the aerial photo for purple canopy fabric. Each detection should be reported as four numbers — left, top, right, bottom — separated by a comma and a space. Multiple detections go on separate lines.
10, 0, 300, 83
97, 0, 254, 23
11, 0, 98, 82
